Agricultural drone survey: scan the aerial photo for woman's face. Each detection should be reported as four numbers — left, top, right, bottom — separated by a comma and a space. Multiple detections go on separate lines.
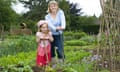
40, 23, 48, 33
49, 3, 58, 13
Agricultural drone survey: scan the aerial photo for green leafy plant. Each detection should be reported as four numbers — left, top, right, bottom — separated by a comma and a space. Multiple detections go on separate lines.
80, 36, 97, 45
0, 35, 37, 57
0, 51, 36, 66
64, 31, 87, 40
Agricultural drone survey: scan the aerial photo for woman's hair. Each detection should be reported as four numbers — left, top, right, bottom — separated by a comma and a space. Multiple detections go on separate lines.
47, 0, 59, 13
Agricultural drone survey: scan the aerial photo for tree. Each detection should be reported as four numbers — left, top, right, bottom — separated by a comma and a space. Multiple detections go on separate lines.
70, 3, 83, 16
69, 2, 83, 30
59, 0, 83, 30
0, 0, 19, 31
19, 0, 48, 21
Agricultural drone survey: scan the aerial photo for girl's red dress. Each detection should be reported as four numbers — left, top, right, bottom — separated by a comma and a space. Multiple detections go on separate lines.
36, 32, 51, 66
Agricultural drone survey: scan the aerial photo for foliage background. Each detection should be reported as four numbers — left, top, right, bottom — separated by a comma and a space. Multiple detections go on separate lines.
0, 0, 100, 34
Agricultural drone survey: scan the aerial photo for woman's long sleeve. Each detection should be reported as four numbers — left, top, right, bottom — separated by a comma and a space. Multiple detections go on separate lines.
60, 10, 66, 29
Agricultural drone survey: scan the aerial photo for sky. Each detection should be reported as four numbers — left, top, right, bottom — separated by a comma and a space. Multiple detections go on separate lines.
12, 0, 102, 17
69, 0, 102, 17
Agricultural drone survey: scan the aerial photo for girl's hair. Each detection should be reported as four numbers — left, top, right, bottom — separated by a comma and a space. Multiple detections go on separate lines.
38, 22, 49, 34
47, 0, 59, 13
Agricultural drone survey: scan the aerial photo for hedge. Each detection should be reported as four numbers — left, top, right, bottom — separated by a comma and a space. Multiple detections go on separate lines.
80, 24, 100, 34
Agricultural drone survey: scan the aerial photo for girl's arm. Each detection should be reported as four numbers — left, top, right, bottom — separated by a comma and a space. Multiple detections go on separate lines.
36, 32, 42, 43
48, 32, 54, 42
36, 35, 40, 43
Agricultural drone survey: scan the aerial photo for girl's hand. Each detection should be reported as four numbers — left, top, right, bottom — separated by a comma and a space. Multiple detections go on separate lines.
48, 35, 54, 42
44, 37, 49, 40
40, 36, 49, 40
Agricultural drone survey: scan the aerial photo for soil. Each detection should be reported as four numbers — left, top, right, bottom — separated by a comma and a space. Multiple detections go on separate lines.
32, 66, 64, 72
32, 66, 45, 72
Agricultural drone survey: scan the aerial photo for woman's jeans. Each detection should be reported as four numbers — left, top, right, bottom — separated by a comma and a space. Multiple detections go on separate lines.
51, 34, 64, 59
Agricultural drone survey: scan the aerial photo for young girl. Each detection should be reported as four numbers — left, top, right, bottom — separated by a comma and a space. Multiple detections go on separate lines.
36, 20, 53, 67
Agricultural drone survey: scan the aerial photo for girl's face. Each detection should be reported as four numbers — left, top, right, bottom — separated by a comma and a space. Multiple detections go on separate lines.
49, 3, 58, 13
40, 23, 48, 33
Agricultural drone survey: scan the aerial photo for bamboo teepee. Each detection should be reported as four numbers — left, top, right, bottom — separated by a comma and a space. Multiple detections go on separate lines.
95, 0, 120, 72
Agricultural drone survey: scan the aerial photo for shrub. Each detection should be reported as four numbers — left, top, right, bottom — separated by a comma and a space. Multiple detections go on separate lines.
64, 31, 73, 40
65, 40, 88, 46
74, 32, 87, 39
80, 24, 100, 34
80, 36, 97, 45
0, 35, 37, 57
64, 31, 87, 40
64, 31, 73, 36
1, 64, 33, 72
66, 50, 90, 63
0, 51, 36, 66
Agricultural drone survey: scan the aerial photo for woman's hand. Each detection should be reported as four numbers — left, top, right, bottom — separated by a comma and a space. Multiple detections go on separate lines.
56, 26, 65, 30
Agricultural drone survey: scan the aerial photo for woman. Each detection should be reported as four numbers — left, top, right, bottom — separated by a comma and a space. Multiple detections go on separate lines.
45, 0, 66, 64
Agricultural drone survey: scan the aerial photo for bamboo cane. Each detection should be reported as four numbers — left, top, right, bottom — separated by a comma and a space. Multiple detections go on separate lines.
43, 40, 49, 66
96, 0, 120, 72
